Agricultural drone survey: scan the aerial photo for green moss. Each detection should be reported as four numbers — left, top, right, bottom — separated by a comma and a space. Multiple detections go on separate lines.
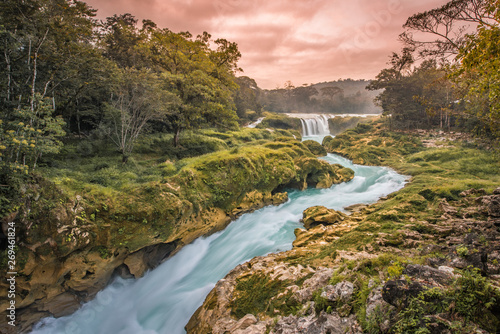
302, 140, 327, 157
230, 273, 289, 319
258, 112, 302, 131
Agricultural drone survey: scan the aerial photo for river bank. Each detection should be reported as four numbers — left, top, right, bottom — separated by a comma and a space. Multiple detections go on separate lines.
187, 120, 500, 333
30, 153, 406, 334
0, 128, 354, 333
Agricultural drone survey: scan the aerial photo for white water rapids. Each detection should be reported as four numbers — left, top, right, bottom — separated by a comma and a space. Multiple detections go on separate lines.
32, 153, 407, 334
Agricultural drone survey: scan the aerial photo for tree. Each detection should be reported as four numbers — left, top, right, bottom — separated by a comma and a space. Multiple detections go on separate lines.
320, 86, 343, 100
400, 0, 496, 59
135, 23, 240, 146
101, 68, 174, 162
0, 0, 110, 135
0, 95, 65, 171
234, 76, 262, 121
399, 0, 500, 137
367, 54, 450, 130
416, 64, 456, 130
453, 0, 500, 136
102, 13, 142, 68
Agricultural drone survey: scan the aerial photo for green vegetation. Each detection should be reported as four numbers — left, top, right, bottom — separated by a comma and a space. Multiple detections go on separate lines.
388, 267, 500, 334
328, 116, 376, 135
0, 125, 354, 272
229, 119, 500, 333
1, 0, 500, 331
318, 122, 499, 254
302, 140, 327, 157
230, 274, 295, 319
257, 112, 302, 131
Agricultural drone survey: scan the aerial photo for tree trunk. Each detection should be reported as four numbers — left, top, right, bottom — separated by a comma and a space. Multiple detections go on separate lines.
5, 49, 11, 102
77, 112, 81, 138
122, 154, 129, 164
173, 127, 181, 147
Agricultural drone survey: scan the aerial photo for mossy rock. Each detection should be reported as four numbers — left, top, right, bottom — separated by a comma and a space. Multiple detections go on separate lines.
303, 140, 327, 157
302, 205, 346, 229
286, 157, 353, 190
258, 112, 302, 131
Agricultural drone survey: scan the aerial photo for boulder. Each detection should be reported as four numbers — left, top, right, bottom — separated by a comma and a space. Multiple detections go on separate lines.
321, 281, 354, 303
482, 194, 500, 217
302, 206, 346, 229
382, 280, 426, 307
271, 311, 361, 334
403, 264, 452, 285
302, 140, 327, 157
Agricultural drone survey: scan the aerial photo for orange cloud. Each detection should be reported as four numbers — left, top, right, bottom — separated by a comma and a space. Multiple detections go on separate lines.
85, 0, 450, 89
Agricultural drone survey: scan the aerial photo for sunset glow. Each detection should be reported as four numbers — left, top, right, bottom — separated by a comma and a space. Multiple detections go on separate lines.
85, 0, 449, 88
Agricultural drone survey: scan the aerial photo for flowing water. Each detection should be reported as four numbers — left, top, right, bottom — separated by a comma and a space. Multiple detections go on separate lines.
300, 115, 331, 137
32, 154, 407, 334
286, 113, 380, 137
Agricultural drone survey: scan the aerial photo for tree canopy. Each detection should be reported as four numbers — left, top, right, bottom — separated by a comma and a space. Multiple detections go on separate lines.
369, 0, 500, 137
0, 0, 244, 167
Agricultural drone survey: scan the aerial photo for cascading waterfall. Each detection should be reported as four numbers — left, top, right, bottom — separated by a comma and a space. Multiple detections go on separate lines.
300, 114, 331, 136
32, 153, 408, 334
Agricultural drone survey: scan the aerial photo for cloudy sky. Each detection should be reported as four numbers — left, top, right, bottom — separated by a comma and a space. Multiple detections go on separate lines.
85, 0, 449, 89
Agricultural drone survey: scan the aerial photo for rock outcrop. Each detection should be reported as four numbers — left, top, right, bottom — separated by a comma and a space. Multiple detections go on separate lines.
301, 206, 346, 229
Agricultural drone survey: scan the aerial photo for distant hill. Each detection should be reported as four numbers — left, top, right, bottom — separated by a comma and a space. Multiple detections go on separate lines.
257, 79, 383, 114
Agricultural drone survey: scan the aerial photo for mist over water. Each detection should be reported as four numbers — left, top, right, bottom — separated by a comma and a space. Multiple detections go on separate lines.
32, 153, 407, 334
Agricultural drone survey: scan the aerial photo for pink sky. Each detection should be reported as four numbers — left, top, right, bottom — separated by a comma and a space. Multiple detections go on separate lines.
85, 0, 450, 89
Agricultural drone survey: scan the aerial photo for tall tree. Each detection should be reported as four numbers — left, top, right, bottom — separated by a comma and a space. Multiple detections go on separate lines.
0, 0, 110, 134
0, 94, 65, 171
320, 86, 343, 100
454, 0, 500, 136
135, 23, 240, 146
400, 0, 496, 59
101, 68, 174, 162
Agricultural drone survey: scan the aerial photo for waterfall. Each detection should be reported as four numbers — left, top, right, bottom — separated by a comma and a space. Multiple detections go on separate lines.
300, 114, 331, 136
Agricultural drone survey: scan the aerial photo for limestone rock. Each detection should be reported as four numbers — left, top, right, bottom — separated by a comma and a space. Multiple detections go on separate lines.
231, 191, 288, 218
344, 203, 368, 213
382, 280, 426, 307
271, 311, 361, 334
403, 264, 452, 286
321, 281, 354, 303
302, 206, 346, 229
296, 267, 334, 302
365, 286, 392, 323
292, 225, 327, 248
460, 188, 486, 197
39, 292, 80, 317
289, 157, 354, 190
482, 194, 500, 217
123, 241, 177, 278
228, 314, 258, 332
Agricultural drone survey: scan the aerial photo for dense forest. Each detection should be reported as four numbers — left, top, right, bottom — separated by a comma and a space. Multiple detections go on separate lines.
0, 0, 245, 168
